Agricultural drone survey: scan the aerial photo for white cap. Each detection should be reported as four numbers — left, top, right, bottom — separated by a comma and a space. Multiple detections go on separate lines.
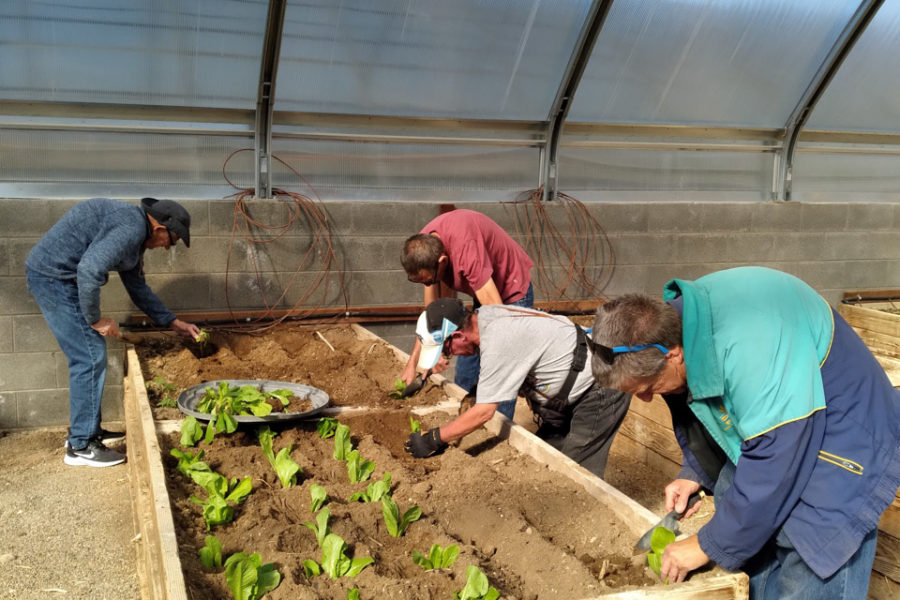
415, 310, 459, 370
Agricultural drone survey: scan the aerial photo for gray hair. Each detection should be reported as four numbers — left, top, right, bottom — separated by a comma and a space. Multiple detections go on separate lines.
590, 293, 682, 388
401, 233, 444, 274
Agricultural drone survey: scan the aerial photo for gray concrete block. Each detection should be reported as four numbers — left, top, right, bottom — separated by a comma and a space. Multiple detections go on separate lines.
101, 384, 124, 422
208, 200, 238, 235
143, 236, 234, 274
648, 203, 752, 234
0, 199, 76, 237
55, 351, 69, 388
646, 264, 721, 295
600, 264, 652, 297
334, 236, 397, 272
13, 315, 57, 352
0, 276, 38, 316
789, 261, 851, 290
846, 204, 895, 231
0, 239, 8, 276
801, 204, 848, 231
751, 202, 803, 232
9, 239, 38, 276
672, 234, 732, 265
814, 232, 893, 262
143, 274, 212, 312
0, 392, 16, 429
587, 203, 649, 233
209, 198, 306, 237
0, 316, 11, 353
726, 233, 778, 263
343, 270, 419, 306
16, 388, 70, 428
0, 352, 59, 392
345, 202, 442, 236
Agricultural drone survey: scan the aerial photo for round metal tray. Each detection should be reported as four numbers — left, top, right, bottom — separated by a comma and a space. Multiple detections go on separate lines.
177, 379, 330, 423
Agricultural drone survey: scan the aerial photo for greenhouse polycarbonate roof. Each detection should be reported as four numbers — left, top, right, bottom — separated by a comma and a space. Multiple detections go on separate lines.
274, 0, 591, 120
0, 0, 268, 109
1, 0, 894, 132
567, 0, 860, 127
806, 1, 900, 133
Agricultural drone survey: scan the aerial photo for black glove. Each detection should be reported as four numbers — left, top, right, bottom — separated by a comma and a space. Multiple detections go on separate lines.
405, 428, 448, 458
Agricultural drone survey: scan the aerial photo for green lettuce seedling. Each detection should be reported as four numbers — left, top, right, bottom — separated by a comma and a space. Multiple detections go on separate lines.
646, 526, 676, 583
317, 417, 339, 439
198, 535, 223, 568
333, 423, 352, 460
190, 476, 253, 530
348, 589, 360, 600
349, 472, 391, 503
147, 376, 178, 407
310, 484, 328, 512
300, 559, 321, 578
170, 448, 209, 478
412, 543, 460, 571
302, 507, 331, 547
258, 426, 301, 488
381, 496, 422, 537
319, 533, 374, 579
223, 552, 281, 600
455, 565, 501, 600
346, 450, 374, 483
180, 416, 205, 447
388, 378, 407, 399
409, 417, 421, 434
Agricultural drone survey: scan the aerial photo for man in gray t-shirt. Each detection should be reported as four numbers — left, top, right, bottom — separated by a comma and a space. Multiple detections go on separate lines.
404, 299, 630, 478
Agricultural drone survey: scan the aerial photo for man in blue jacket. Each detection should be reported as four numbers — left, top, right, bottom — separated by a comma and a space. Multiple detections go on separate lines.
26, 197, 202, 467
589, 267, 900, 599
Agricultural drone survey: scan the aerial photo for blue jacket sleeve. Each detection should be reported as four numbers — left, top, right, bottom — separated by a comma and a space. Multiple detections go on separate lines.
118, 263, 177, 327
697, 412, 825, 570
76, 223, 143, 324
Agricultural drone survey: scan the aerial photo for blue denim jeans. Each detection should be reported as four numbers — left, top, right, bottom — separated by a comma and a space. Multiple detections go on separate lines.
454, 283, 534, 419
27, 269, 108, 450
714, 461, 877, 600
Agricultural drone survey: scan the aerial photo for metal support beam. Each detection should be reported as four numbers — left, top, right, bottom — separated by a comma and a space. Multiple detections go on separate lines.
254, 0, 287, 200
774, 0, 883, 201
541, 0, 615, 202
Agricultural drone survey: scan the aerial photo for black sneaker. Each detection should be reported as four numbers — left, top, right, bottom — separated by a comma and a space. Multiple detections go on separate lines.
64, 427, 126, 448
64, 439, 126, 467
96, 428, 126, 445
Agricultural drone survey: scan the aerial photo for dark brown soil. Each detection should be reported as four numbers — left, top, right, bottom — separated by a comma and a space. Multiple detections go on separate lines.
137, 322, 715, 598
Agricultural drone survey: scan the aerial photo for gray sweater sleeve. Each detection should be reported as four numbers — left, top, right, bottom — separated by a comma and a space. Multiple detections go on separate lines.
76, 221, 176, 326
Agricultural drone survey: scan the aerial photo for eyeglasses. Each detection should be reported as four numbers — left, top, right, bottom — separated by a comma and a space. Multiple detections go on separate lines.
442, 331, 460, 357
408, 270, 441, 286
587, 339, 670, 365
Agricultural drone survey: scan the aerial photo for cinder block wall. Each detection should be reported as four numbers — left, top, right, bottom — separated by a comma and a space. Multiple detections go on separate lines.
1, 198, 898, 430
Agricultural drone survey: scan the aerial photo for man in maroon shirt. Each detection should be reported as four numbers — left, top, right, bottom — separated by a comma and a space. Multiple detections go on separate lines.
400, 209, 534, 418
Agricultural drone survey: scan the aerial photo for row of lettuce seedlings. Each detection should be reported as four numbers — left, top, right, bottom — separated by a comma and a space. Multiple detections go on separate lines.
167, 381, 502, 600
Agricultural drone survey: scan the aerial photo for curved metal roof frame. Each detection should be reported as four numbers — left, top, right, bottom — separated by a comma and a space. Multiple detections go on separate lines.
0, 0, 896, 201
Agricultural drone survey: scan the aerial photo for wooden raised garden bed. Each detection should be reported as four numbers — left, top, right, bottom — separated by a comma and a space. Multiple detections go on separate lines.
838, 294, 900, 599
122, 323, 748, 599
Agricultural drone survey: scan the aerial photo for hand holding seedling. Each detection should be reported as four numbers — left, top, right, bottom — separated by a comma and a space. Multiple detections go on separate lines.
171, 318, 201, 339
659, 535, 709, 584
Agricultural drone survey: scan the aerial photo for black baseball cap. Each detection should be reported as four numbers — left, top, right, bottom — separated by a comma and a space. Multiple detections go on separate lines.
141, 197, 191, 247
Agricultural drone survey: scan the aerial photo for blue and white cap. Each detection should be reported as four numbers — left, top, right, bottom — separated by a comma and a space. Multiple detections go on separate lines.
415, 298, 467, 370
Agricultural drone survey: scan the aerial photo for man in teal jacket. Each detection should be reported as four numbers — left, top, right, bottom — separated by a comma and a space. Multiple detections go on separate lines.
589, 266, 900, 600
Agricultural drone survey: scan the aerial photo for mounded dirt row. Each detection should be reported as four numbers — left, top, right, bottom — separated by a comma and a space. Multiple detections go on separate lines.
159, 410, 657, 600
